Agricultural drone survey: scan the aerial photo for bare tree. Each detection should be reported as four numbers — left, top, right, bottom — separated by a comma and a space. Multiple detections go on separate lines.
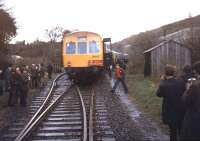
45, 27, 73, 64
45, 27, 63, 42
63, 29, 71, 35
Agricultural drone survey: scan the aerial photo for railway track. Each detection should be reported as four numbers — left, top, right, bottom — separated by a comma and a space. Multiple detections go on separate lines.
21, 86, 87, 141
78, 86, 116, 141
93, 93, 115, 141
13, 74, 89, 141
2, 73, 70, 141
2, 73, 116, 141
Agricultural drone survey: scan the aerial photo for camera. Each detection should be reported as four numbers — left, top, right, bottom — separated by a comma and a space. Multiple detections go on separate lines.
186, 77, 197, 90
188, 77, 197, 84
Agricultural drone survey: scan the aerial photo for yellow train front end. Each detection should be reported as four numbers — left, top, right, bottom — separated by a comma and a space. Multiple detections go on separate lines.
62, 31, 104, 81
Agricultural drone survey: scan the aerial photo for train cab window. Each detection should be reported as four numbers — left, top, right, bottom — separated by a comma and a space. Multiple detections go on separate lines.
66, 42, 76, 54
89, 41, 99, 53
104, 42, 111, 53
78, 42, 87, 54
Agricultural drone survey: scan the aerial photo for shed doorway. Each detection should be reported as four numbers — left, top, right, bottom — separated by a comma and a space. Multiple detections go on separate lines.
144, 52, 151, 76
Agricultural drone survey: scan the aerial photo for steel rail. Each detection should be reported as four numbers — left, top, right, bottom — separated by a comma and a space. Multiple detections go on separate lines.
15, 87, 71, 140
76, 86, 87, 141
15, 73, 67, 141
89, 89, 94, 141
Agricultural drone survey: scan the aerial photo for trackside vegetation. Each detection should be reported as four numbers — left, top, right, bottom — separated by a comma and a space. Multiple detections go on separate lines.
127, 75, 168, 132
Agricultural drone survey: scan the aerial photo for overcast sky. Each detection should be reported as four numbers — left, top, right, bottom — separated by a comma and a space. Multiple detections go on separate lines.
3, 0, 200, 43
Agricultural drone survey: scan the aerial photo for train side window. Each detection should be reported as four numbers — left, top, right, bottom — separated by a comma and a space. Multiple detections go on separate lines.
89, 41, 99, 53
66, 42, 76, 54
78, 42, 87, 54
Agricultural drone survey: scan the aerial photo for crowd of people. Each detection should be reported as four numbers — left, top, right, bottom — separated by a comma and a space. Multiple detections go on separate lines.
0, 63, 53, 107
1, 58, 199, 140
156, 61, 200, 141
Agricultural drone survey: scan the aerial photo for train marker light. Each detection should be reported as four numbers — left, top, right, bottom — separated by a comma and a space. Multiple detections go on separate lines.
67, 61, 71, 67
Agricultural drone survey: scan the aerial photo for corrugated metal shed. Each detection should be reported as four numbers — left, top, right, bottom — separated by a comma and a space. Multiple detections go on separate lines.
144, 39, 191, 76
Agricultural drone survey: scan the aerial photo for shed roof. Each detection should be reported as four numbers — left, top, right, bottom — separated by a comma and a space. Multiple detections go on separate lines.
143, 39, 188, 54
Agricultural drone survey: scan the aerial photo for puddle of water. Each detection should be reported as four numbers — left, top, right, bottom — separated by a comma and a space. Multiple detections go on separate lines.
117, 90, 141, 119
111, 79, 141, 120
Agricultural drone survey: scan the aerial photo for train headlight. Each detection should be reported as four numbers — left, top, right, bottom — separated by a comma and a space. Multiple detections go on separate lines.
67, 61, 71, 67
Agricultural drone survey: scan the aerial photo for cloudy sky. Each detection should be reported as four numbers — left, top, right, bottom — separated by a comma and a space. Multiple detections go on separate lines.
3, 0, 200, 43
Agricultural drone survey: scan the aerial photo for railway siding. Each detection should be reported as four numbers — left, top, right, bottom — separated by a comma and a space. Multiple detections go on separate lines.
1, 74, 71, 141
4, 75, 98, 141
30, 89, 83, 140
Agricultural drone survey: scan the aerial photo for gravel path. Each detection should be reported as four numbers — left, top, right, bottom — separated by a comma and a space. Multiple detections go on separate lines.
94, 74, 169, 141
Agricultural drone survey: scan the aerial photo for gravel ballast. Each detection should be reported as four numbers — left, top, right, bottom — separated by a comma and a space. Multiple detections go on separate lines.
94, 74, 169, 141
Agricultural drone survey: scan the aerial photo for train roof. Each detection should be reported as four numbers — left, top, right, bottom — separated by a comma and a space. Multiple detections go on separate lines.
63, 31, 101, 38
111, 50, 128, 56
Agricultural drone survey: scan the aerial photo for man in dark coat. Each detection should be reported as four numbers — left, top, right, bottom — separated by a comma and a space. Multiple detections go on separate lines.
180, 61, 200, 141
4, 67, 12, 91
14, 67, 24, 105
156, 65, 185, 141
119, 60, 127, 71
20, 70, 29, 106
31, 64, 38, 88
47, 64, 53, 79
8, 68, 16, 106
180, 65, 194, 84
0, 69, 4, 95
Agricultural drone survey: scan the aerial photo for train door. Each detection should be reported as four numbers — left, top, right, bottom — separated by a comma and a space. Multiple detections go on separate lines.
103, 38, 113, 68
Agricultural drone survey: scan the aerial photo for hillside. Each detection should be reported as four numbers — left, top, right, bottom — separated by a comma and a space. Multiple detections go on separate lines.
114, 15, 200, 49
113, 15, 200, 74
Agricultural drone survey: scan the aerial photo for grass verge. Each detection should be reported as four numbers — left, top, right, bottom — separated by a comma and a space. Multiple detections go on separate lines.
127, 74, 168, 133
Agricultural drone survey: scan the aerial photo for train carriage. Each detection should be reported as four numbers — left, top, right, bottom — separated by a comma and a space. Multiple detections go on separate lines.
62, 31, 112, 80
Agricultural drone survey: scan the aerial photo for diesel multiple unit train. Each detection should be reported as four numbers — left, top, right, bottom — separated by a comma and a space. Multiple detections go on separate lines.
61, 31, 128, 80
